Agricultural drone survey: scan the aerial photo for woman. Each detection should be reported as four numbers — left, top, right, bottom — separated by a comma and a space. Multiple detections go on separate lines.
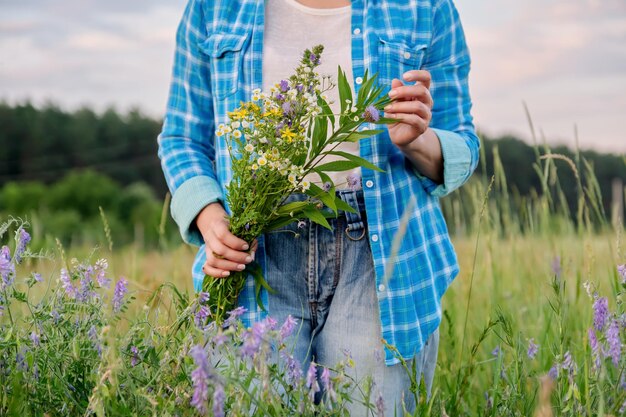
158, 0, 479, 414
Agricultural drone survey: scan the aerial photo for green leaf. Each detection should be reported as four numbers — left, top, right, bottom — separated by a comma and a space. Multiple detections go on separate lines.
334, 198, 357, 213
315, 160, 361, 172
276, 201, 310, 216
326, 151, 384, 172
302, 206, 332, 230
266, 216, 298, 231
306, 184, 337, 214
337, 66, 353, 115
249, 262, 275, 312
318, 96, 335, 127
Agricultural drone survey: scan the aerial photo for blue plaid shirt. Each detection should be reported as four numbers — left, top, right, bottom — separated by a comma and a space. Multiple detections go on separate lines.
158, 0, 479, 365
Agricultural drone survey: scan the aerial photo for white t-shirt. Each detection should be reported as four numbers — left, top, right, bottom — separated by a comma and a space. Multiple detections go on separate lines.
263, 0, 359, 190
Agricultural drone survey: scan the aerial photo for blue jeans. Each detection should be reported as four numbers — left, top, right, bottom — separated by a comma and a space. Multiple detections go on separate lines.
264, 189, 439, 415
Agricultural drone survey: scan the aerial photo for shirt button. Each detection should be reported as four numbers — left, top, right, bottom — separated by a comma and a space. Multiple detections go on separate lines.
353, 28, 361, 35
403, 51, 411, 60
378, 284, 385, 292
371, 234, 379, 242
365, 180, 374, 188
355, 77, 363, 85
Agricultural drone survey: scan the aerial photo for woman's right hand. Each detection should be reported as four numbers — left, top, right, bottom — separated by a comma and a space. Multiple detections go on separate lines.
196, 203, 256, 278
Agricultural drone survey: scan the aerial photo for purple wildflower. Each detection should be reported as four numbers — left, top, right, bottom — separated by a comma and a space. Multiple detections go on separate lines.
346, 172, 362, 191
306, 362, 320, 399
607, 319, 622, 367
195, 305, 211, 328
279, 80, 289, 92
618, 264, 626, 284
30, 331, 40, 348
321, 367, 337, 401
112, 277, 128, 313
282, 101, 293, 115
561, 351, 576, 375
60, 268, 76, 299
527, 338, 539, 359
33, 273, 42, 283
296, 84, 304, 93
322, 181, 332, 192
363, 105, 380, 123
14, 229, 30, 263
224, 306, 247, 327
50, 309, 60, 323
212, 332, 228, 347
131, 346, 140, 367
375, 390, 385, 417
276, 93, 285, 101
309, 53, 318, 64
88, 325, 102, 356
0, 246, 14, 288
593, 297, 609, 331
213, 385, 225, 417
16, 348, 28, 372
297, 220, 306, 229
77, 269, 94, 303
491, 346, 501, 357
198, 292, 210, 304
281, 351, 303, 386
280, 315, 298, 341
94, 259, 111, 288
189, 345, 211, 415
588, 328, 602, 370
548, 364, 559, 380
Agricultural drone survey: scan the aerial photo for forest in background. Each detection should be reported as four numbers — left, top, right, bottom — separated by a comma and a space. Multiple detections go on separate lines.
1, 101, 625, 247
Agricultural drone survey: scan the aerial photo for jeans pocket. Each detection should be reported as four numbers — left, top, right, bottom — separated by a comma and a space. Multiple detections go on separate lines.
197, 32, 250, 100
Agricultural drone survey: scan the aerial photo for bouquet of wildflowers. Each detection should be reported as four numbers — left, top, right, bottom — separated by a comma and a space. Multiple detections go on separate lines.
203, 45, 391, 322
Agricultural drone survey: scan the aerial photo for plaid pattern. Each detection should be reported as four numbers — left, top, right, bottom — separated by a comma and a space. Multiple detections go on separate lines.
158, 0, 479, 365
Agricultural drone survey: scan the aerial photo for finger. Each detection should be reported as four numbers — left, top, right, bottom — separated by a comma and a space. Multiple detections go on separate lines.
402, 70, 431, 89
386, 113, 429, 132
213, 221, 250, 251
388, 85, 432, 105
202, 262, 231, 278
384, 101, 431, 119
391, 78, 404, 91
206, 251, 247, 272
210, 239, 253, 264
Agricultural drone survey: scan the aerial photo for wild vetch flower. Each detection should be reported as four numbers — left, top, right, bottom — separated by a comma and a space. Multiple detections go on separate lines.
189, 345, 212, 415
0, 246, 14, 288
588, 328, 602, 370
375, 390, 385, 417
198, 292, 210, 304
363, 105, 380, 123
606, 319, 621, 367
30, 331, 40, 348
88, 325, 102, 356
280, 351, 303, 386
548, 364, 559, 380
561, 351, 576, 375
16, 348, 28, 372
593, 297, 609, 331
346, 172, 362, 191
322, 181, 332, 192
280, 315, 298, 341
619, 264, 626, 284
14, 229, 30, 264
213, 385, 225, 417
263, 316, 278, 330
224, 306, 247, 327
212, 332, 228, 347
112, 277, 128, 313
195, 305, 210, 328
33, 273, 42, 283
306, 362, 320, 399
60, 268, 76, 299
50, 309, 60, 323
279, 80, 289, 92
130, 346, 140, 367
95, 259, 111, 288
321, 367, 337, 401
491, 345, 501, 357
527, 338, 539, 359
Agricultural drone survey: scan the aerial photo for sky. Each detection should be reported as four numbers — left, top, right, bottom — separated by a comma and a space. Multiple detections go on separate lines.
1, 0, 625, 153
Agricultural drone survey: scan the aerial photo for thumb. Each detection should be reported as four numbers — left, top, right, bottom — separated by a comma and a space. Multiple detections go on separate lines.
391, 78, 404, 90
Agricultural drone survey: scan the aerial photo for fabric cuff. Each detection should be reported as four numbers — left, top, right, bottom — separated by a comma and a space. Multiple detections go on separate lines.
171, 175, 224, 246
415, 128, 472, 197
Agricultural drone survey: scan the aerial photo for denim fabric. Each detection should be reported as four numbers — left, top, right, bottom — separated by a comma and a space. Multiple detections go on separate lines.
263, 189, 439, 415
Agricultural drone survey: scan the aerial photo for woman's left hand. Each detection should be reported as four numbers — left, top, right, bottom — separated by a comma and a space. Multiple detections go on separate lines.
384, 70, 434, 148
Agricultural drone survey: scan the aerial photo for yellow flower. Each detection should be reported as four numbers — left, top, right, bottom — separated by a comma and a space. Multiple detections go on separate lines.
281, 127, 297, 143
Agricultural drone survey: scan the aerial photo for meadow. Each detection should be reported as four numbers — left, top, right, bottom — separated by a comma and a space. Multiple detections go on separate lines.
1, 142, 625, 416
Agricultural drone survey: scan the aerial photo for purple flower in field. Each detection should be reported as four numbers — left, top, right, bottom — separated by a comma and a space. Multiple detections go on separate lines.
282, 101, 294, 115
0, 246, 14, 288
527, 338, 539, 359
198, 292, 210, 304
212, 332, 228, 347
491, 345, 501, 357
60, 268, 76, 299
88, 325, 102, 356
280, 351, 303, 386
195, 305, 211, 328
561, 351, 576, 375
33, 273, 42, 283
321, 367, 337, 401
618, 264, 626, 284
593, 297, 609, 331
551, 256, 562, 278
588, 328, 602, 370
189, 345, 212, 415
15, 229, 30, 263
16, 348, 28, 372
322, 181, 332, 192
77, 270, 95, 303
306, 362, 320, 399
94, 259, 111, 288
607, 319, 621, 367
30, 331, 40, 348
213, 384, 225, 417
346, 172, 362, 191
548, 364, 559, 380
363, 105, 380, 123
296, 84, 304, 93
112, 277, 128, 313
279, 80, 290, 92
224, 306, 247, 327
130, 346, 140, 367
263, 316, 278, 330
276, 93, 285, 101
309, 53, 320, 65
375, 390, 385, 417
280, 315, 298, 341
